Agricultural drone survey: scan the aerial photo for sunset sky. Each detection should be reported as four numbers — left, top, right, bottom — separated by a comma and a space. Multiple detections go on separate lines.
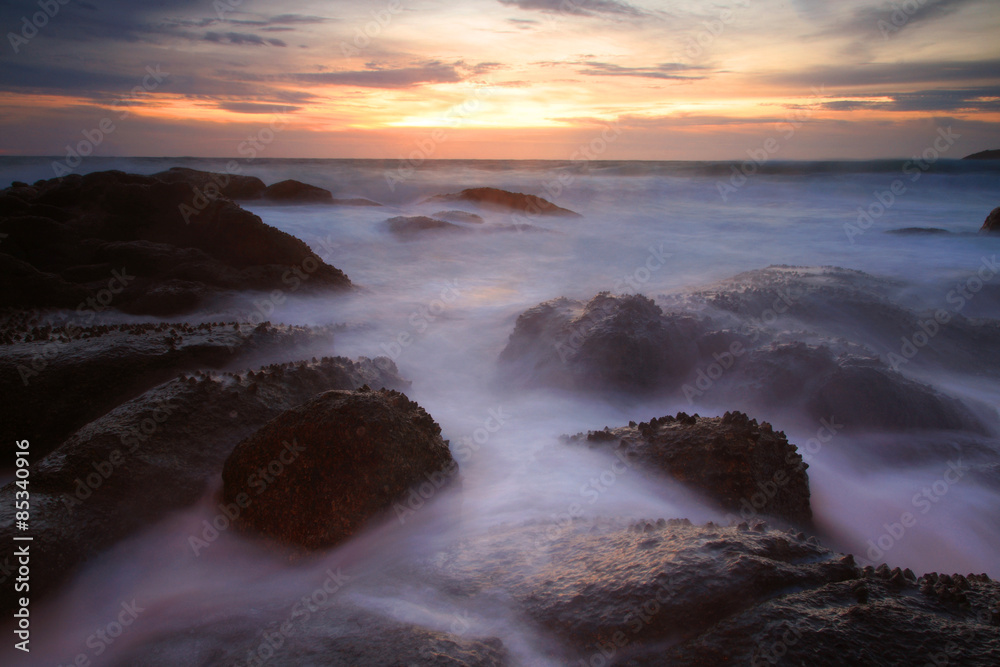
1, 0, 998, 160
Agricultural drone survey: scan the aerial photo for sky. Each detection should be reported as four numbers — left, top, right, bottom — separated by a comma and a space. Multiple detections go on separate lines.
0, 0, 998, 160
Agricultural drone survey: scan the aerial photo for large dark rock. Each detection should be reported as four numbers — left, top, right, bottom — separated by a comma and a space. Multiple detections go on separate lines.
982, 206, 1000, 233
434, 518, 1000, 663
0, 320, 340, 460
565, 411, 812, 525
222, 387, 456, 550
151, 167, 267, 199
963, 149, 1000, 160
0, 170, 351, 313
424, 187, 580, 217
0, 357, 407, 615
386, 215, 467, 236
498, 292, 705, 393
262, 179, 334, 203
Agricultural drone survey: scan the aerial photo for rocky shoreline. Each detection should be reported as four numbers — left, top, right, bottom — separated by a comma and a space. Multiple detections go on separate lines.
1, 169, 998, 665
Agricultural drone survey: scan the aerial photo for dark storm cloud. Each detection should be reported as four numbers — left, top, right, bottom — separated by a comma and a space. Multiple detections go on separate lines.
498, 0, 644, 18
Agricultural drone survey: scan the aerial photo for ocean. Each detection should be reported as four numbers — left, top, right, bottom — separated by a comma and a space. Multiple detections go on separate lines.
5, 156, 999, 665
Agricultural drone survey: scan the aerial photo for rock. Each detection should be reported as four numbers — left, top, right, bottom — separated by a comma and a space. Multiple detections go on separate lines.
982, 206, 1000, 233
433, 210, 485, 224
115, 603, 507, 666
0, 356, 407, 615
434, 519, 999, 664
963, 149, 1000, 160
0, 321, 341, 460
565, 411, 812, 524
151, 166, 266, 199
223, 387, 456, 550
498, 292, 705, 393
0, 170, 351, 313
386, 215, 468, 236
262, 179, 334, 203
887, 227, 951, 235
331, 197, 382, 207
424, 187, 580, 217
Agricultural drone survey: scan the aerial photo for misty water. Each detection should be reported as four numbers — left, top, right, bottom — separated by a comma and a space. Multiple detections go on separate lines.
5, 157, 999, 665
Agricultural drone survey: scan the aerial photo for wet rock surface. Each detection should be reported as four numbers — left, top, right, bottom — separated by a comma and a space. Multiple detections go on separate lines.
223, 387, 456, 550
424, 187, 580, 217
117, 602, 508, 667
432, 519, 1000, 665
0, 170, 351, 314
0, 320, 340, 459
0, 357, 407, 616
565, 411, 812, 525
499, 269, 994, 433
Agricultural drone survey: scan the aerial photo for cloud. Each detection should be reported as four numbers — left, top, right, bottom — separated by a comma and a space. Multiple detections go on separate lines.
577, 61, 706, 80
769, 59, 1000, 89
216, 102, 302, 114
287, 64, 464, 89
498, 0, 644, 17
204, 31, 286, 46
805, 0, 984, 42
815, 88, 1000, 113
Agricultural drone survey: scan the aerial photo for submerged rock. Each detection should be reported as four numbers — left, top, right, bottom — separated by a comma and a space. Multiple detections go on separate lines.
424, 187, 580, 217
566, 411, 812, 525
433, 210, 485, 224
498, 293, 704, 393
0, 170, 351, 313
223, 387, 456, 550
0, 357, 407, 615
262, 179, 334, 203
386, 215, 468, 236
